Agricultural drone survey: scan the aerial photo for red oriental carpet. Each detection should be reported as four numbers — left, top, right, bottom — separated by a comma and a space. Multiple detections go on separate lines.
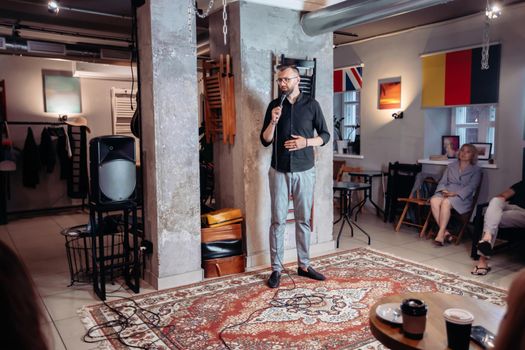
79, 248, 507, 349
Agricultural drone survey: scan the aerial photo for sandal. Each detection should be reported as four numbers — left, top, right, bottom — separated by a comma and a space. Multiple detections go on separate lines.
444, 233, 455, 244
471, 265, 491, 276
477, 241, 493, 256
433, 239, 444, 246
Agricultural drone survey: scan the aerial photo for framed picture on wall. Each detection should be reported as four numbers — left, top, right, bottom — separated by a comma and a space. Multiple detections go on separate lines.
472, 142, 492, 160
378, 77, 401, 109
442, 135, 460, 158
43, 72, 82, 114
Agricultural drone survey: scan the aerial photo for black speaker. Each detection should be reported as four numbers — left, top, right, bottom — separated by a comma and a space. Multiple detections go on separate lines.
89, 135, 136, 205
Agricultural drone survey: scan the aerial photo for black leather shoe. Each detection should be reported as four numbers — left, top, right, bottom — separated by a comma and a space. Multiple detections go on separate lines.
268, 271, 281, 288
297, 266, 326, 281
477, 241, 493, 256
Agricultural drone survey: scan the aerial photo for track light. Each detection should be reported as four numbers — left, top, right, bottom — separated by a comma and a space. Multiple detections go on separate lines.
48, 0, 60, 14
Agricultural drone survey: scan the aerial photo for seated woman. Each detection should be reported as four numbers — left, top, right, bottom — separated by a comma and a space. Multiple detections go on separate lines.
430, 143, 482, 245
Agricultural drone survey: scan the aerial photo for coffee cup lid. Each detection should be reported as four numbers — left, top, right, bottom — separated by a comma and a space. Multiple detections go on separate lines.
443, 308, 474, 324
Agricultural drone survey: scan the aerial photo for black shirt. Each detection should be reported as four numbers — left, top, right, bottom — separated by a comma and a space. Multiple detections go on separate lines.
510, 181, 525, 209
260, 93, 330, 172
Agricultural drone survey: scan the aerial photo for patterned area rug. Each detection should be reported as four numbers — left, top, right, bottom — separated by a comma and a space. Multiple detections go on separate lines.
80, 248, 507, 349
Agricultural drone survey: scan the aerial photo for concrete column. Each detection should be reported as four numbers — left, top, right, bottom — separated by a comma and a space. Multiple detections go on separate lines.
137, 0, 202, 289
210, 2, 335, 269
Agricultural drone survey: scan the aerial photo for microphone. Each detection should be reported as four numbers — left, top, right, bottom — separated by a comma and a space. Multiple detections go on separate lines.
279, 92, 289, 109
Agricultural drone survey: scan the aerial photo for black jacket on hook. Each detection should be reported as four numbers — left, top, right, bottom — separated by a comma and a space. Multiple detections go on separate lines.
39, 127, 56, 173
22, 127, 40, 188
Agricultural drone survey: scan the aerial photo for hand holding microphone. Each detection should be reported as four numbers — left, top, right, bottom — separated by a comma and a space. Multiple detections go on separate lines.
270, 93, 289, 126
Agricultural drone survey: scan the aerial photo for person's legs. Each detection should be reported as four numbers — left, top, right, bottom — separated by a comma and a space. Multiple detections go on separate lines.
430, 195, 443, 225
478, 202, 524, 256
291, 168, 315, 270
481, 197, 507, 244
474, 202, 525, 274
434, 198, 452, 243
269, 168, 290, 273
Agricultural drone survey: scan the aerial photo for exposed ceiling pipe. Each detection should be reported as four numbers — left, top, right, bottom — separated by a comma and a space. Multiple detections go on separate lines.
300, 0, 454, 37
0, 22, 131, 45
1, 36, 129, 63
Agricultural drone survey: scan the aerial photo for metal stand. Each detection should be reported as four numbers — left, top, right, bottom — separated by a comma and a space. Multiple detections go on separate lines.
349, 170, 385, 218
90, 201, 140, 300
333, 181, 371, 248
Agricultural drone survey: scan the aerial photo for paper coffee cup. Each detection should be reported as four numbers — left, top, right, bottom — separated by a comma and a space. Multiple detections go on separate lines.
401, 299, 427, 340
443, 308, 474, 350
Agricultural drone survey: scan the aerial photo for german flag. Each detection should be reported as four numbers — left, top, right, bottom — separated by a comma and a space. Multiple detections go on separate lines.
422, 44, 501, 107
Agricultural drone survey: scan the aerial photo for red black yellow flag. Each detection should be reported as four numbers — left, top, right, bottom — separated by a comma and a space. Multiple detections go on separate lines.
422, 44, 501, 107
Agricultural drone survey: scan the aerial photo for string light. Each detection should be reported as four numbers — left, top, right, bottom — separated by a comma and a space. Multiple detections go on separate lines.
47, 0, 60, 14
481, 1, 501, 70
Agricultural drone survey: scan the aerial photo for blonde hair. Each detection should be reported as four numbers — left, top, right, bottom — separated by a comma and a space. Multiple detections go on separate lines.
458, 143, 478, 164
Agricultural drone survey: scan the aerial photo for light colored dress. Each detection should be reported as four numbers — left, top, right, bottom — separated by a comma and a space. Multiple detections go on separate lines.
433, 161, 482, 214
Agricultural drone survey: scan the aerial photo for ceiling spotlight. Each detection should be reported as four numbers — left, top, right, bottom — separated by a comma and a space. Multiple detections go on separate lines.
48, 0, 60, 14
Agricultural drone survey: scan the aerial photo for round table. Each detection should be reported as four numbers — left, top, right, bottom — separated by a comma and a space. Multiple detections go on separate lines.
369, 292, 505, 350
333, 181, 372, 246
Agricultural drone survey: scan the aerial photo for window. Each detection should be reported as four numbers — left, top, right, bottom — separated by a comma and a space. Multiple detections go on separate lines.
342, 90, 360, 142
110, 87, 140, 162
452, 105, 496, 153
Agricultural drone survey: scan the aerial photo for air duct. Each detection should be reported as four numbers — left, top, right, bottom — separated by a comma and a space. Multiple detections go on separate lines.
300, 0, 454, 37
0, 36, 131, 63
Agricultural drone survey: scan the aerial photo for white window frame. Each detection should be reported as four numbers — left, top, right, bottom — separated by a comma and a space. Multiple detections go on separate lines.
451, 104, 496, 153
342, 90, 360, 142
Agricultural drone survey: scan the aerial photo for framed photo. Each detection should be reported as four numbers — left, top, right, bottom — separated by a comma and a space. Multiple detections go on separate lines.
378, 77, 401, 109
442, 135, 460, 158
43, 71, 82, 114
472, 142, 492, 160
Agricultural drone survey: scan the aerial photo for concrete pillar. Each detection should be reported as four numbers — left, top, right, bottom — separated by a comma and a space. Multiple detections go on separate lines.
210, 2, 335, 269
137, 0, 202, 289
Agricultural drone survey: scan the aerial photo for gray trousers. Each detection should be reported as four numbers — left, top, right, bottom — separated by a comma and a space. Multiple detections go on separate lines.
479, 197, 525, 256
269, 167, 315, 272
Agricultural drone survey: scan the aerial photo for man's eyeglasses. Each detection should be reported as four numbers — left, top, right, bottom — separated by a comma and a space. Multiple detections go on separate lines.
276, 76, 298, 83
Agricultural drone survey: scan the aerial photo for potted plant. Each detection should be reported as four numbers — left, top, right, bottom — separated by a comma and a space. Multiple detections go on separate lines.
333, 116, 347, 154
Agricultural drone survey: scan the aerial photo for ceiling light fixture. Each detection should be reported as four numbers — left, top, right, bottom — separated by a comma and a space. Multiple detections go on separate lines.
485, 3, 502, 19
47, 0, 60, 14
481, 1, 502, 70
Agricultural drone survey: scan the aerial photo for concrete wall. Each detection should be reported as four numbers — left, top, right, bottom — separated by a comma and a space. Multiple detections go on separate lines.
0, 55, 132, 211
334, 3, 525, 201
212, 2, 335, 268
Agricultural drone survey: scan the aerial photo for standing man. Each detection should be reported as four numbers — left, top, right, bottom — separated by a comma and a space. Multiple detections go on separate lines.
260, 65, 330, 288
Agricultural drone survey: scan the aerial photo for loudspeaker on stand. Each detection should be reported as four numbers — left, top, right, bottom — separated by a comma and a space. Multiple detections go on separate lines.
89, 135, 136, 205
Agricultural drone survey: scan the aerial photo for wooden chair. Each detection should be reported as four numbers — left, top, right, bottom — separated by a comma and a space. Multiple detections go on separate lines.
333, 160, 346, 181
395, 176, 438, 236
426, 172, 484, 245
336, 165, 363, 182
384, 162, 422, 223
203, 54, 236, 144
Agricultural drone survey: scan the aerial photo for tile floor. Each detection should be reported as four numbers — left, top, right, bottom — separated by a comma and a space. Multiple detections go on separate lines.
1, 207, 523, 349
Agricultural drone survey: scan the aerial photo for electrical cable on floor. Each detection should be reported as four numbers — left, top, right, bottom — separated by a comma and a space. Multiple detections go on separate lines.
218, 253, 327, 350
82, 293, 185, 350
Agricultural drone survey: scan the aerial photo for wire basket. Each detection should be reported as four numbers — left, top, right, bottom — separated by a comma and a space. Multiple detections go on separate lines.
61, 225, 92, 286
61, 222, 129, 286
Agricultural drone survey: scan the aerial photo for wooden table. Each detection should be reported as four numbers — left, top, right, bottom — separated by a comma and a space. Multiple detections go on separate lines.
369, 292, 505, 350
